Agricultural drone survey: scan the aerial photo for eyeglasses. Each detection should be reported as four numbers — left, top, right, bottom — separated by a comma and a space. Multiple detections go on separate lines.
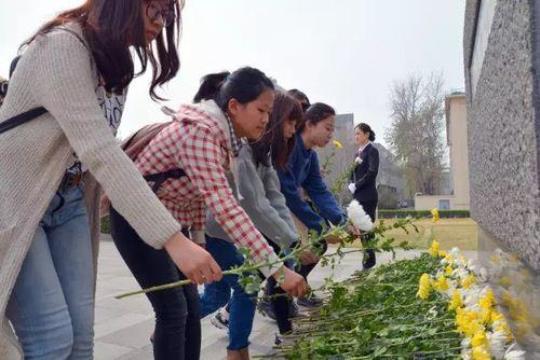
146, 1, 176, 27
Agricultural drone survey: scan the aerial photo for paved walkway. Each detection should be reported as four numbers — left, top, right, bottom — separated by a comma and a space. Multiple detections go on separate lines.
94, 235, 476, 360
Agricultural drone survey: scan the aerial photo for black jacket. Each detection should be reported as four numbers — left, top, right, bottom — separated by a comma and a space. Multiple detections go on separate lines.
350, 143, 379, 203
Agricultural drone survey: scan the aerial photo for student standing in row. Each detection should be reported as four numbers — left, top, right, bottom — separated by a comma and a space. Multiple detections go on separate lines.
201, 91, 305, 359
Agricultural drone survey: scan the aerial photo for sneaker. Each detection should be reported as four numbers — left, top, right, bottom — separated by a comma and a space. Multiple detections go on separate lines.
296, 293, 323, 308
288, 300, 299, 318
258, 297, 299, 320
257, 298, 276, 320
274, 332, 294, 347
362, 249, 376, 270
274, 332, 283, 346
210, 309, 229, 330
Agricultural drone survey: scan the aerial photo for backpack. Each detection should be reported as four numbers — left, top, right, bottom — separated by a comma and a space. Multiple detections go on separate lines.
0, 76, 8, 107
0, 56, 47, 134
121, 120, 186, 192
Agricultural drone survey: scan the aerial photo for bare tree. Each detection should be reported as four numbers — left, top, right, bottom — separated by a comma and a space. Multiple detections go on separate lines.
385, 73, 446, 197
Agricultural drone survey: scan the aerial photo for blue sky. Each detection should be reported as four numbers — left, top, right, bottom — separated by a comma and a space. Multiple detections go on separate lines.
0, 0, 466, 146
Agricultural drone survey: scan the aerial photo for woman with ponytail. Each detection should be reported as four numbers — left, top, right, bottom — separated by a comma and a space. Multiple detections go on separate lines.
109, 68, 307, 359
348, 122, 379, 269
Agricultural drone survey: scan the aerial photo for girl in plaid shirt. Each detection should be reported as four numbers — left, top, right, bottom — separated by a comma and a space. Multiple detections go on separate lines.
110, 67, 307, 360
200, 92, 305, 359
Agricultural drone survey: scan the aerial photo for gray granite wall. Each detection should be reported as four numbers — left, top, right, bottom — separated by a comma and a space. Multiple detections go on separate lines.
464, 0, 540, 354
464, 0, 540, 271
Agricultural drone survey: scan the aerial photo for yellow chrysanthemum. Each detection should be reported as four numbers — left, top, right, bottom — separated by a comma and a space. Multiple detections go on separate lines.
448, 290, 463, 311
471, 345, 491, 360
332, 139, 343, 149
480, 308, 493, 325
490, 254, 501, 264
471, 330, 488, 348
431, 208, 440, 222
428, 240, 440, 257
479, 289, 495, 310
433, 275, 449, 292
456, 308, 482, 337
417, 273, 432, 300
461, 274, 476, 289
445, 265, 453, 276
493, 316, 513, 342
498, 276, 512, 288
502, 291, 529, 322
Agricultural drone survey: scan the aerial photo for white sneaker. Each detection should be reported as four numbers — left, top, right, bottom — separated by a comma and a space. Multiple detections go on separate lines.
210, 307, 229, 330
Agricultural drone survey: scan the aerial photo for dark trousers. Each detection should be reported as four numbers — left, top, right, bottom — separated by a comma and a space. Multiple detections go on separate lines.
295, 238, 328, 280
264, 240, 299, 334
109, 208, 201, 360
265, 232, 330, 326
356, 198, 378, 268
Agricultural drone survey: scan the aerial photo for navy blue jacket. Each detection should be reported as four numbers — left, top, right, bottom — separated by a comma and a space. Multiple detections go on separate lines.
277, 134, 346, 233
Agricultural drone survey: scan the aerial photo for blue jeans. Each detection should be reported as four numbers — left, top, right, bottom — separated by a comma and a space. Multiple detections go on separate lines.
199, 236, 256, 350
7, 185, 94, 360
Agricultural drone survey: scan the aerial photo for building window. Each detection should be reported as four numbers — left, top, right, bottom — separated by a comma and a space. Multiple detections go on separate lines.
438, 199, 451, 210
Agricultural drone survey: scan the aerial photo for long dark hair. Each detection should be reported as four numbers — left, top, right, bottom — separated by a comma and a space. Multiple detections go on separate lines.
192, 67, 274, 112
299, 102, 336, 132
23, 0, 183, 100
356, 122, 376, 141
287, 88, 310, 112
251, 92, 303, 169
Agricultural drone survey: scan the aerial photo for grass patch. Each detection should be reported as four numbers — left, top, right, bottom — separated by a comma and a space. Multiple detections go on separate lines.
353, 218, 478, 250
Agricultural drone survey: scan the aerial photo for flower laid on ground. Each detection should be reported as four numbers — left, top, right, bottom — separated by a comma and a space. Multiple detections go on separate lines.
429, 240, 440, 257
420, 241, 526, 360
346, 200, 374, 232
274, 254, 463, 359
431, 208, 440, 222
332, 139, 343, 149
417, 273, 432, 300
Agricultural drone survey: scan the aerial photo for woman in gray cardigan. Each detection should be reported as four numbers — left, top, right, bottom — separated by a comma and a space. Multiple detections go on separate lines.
0, 1, 222, 359
200, 92, 304, 360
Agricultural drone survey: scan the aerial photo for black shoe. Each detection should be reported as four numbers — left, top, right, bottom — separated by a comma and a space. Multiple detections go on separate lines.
363, 249, 376, 270
257, 298, 276, 320
297, 293, 323, 308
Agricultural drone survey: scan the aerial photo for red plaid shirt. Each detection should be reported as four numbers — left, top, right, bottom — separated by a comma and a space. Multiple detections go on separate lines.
134, 102, 278, 267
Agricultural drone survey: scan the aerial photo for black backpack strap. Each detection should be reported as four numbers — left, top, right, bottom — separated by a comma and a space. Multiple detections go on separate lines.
0, 107, 47, 135
144, 168, 187, 192
9, 56, 21, 77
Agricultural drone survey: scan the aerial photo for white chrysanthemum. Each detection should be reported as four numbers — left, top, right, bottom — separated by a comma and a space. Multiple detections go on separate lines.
461, 339, 472, 360
488, 330, 507, 360
454, 268, 469, 279
477, 266, 490, 283
450, 247, 461, 257
504, 343, 526, 360
462, 288, 482, 308
444, 279, 458, 297
347, 200, 374, 232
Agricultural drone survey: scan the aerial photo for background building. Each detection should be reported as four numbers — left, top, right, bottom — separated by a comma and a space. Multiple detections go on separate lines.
414, 92, 470, 210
